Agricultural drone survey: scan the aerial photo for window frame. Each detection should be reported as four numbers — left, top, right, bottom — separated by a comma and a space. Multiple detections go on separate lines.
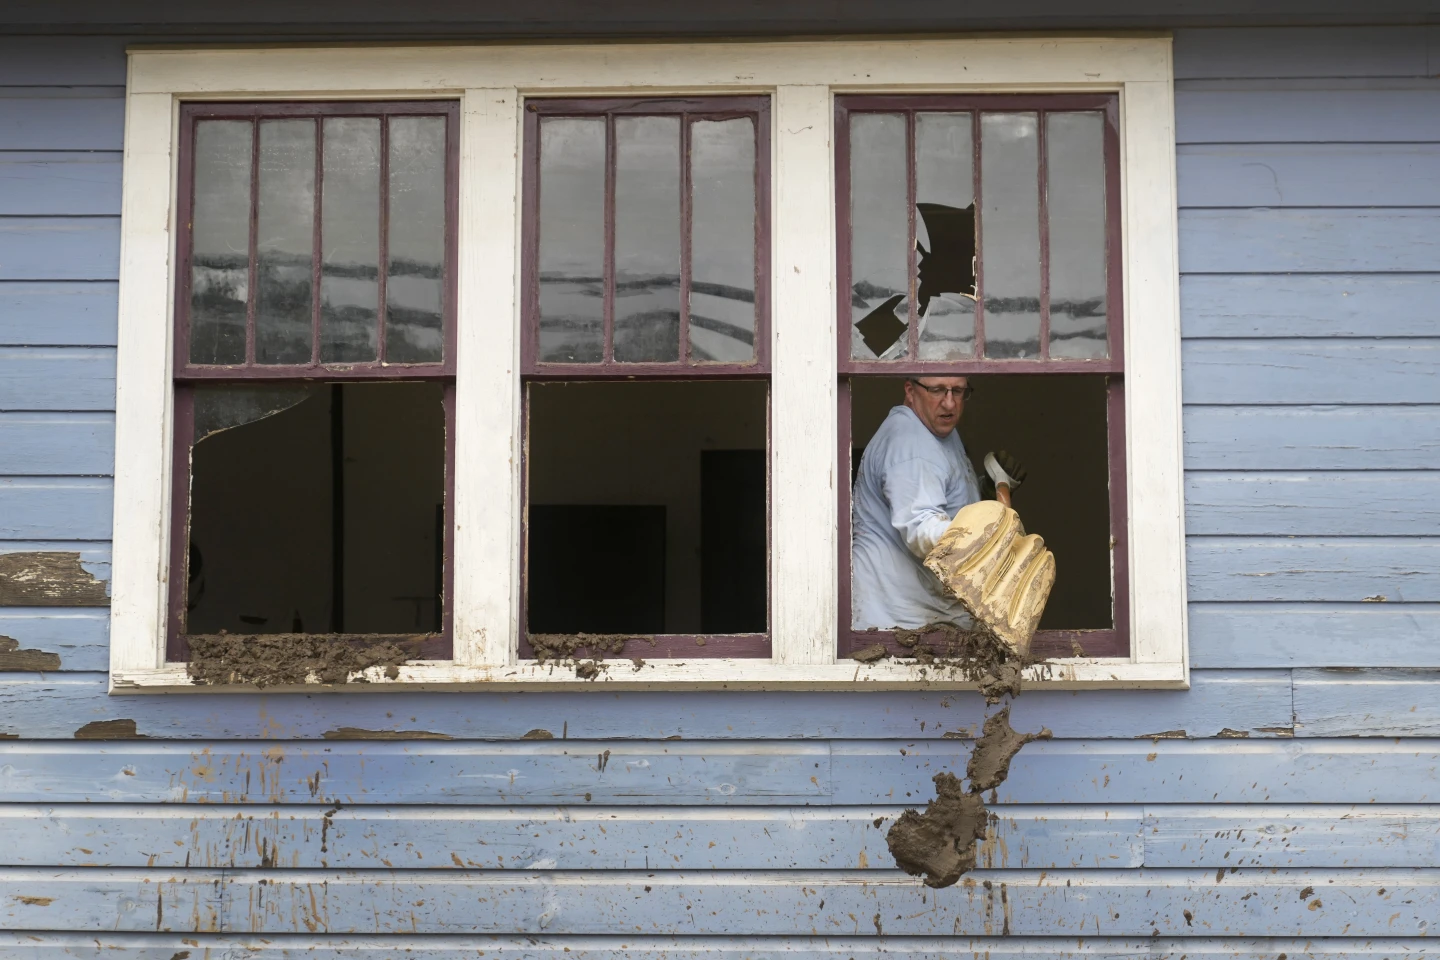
834, 93, 1129, 660
110, 37, 1187, 691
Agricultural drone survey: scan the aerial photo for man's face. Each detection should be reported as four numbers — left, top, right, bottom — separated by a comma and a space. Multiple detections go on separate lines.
903, 376, 969, 438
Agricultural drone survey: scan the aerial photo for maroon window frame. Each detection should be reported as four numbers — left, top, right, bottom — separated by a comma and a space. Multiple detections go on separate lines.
836, 94, 1129, 660
518, 96, 772, 659
167, 100, 460, 662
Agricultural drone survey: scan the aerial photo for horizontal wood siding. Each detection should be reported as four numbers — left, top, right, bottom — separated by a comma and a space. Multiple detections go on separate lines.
1, 22, 1438, 957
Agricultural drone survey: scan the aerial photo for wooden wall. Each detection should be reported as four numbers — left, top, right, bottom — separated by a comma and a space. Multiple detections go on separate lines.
3, 23, 1440, 958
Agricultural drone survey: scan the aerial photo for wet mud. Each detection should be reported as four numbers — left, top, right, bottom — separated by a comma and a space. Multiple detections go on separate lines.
187, 633, 413, 687
882, 622, 1051, 889
529, 633, 641, 680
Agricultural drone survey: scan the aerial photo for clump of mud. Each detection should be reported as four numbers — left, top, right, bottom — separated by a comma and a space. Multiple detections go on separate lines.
187, 633, 412, 687
529, 633, 641, 681
882, 622, 1051, 888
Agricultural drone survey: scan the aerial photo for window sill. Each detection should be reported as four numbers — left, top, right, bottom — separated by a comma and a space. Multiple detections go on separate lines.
110, 658, 1188, 693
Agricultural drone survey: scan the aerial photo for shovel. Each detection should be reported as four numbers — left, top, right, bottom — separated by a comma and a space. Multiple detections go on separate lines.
921, 452, 1056, 657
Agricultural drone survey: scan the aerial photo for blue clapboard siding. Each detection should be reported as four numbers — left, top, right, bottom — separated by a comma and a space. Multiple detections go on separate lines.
0, 22, 1439, 956
0, 669, 1293, 740
0, 283, 120, 346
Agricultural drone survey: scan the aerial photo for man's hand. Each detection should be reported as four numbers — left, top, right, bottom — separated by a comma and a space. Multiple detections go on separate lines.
980, 449, 1028, 501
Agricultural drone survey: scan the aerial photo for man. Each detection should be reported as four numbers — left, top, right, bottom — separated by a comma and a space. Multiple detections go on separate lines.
852, 376, 982, 631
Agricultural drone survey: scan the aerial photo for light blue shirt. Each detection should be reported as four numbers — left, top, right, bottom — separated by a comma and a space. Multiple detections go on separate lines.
852, 405, 982, 630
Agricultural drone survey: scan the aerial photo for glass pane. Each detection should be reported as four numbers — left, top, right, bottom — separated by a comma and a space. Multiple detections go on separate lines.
386, 115, 447, 364
689, 118, 756, 364
538, 117, 606, 363
613, 116, 681, 363
849, 113, 909, 361
979, 113, 1041, 359
1046, 112, 1109, 360
320, 117, 380, 363
914, 112, 976, 361
189, 120, 252, 365
254, 120, 315, 365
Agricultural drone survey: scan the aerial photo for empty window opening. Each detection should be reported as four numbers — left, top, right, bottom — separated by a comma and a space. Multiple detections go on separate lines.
525, 380, 768, 644
849, 375, 1114, 632
182, 381, 446, 640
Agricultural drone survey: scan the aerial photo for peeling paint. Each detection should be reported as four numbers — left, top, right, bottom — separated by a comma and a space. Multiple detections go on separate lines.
0, 551, 109, 606
0, 635, 61, 671
74, 719, 146, 740
321, 728, 453, 740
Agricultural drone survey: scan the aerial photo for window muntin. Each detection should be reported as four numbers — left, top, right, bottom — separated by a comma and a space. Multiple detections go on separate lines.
836, 94, 1129, 660
838, 95, 1122, 373
176, 102, 459, 377
519, 97, 772, 659
167, 101, 459, 661
522, 97, 770, 375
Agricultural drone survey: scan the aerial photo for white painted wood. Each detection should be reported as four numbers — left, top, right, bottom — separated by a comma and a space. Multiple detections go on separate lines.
107, 90, 175, 681
109, 37, 1186, 689
451, 88, 522, 669
126, 39, 1174, 96
770, 85, 836, 666
1118, 77, 1187, 676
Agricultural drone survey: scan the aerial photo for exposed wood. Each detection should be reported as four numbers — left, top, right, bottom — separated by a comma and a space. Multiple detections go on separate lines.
1189, 603, 1440, 668
0, 479, 113, 539
1186, 538, 1440, 602
0, 551, 109, 606
0, 669, 1287, 740
0, 152, 122, 216
0, 347, 116, 412
2, 866, 1438, 936
0, 414, 115, 476
72, 718, 144, 739
0, 282, 119, 348
0, 636, 61, 671
1293, 668, 1440, 736
3, 737, 1437, 806
0, 612, 107, 672
0, 803, 1143, 871
1182, 274, 1440, 340
1180, 208, 1440, 274
1178, 144, 1440, 209
1176, 80, 1440, 144
1184, 406, 1440, 470
1142, 804, 1440, 867
1182, 339, 1440, 406
0, 218, 118, 281
1184, 472, 1440, 536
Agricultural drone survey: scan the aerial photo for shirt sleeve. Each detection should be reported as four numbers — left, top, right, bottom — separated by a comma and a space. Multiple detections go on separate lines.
882, 454, 956, 559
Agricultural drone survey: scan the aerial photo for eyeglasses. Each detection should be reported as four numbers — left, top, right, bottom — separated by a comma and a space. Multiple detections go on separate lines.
909, 380, 973, 401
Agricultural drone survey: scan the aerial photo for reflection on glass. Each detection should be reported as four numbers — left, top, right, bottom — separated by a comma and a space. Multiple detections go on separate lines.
690, 118, 756, 364
321, 118, 380, 363
255, 120, 315, 365
915, 113, 976, 360
613, 116, 681, 363
190, 120, 253, 365
538, 117, 606, 363
1046, 112, 1108, 360
849, 113, 909, 361
387, 116, 447, 363
979, 113, 1041, 359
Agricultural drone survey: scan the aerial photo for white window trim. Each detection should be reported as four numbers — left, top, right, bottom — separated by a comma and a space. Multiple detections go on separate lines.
109, 37, 1187, 692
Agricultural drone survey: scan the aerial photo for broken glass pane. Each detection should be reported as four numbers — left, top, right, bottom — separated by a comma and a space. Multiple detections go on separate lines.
538, 117, 606, 363
849, 113, 910, 360
915, 112, 976, 361
189, 120, 252, 365
1046, 112, 1109, 360
614, 116, 681, 363
979, 113, 1041, 359
689, 118, 756, 364
386, 116, 447, 363
320, 117, 380, 363
255, 119, 316, 365
193, 384, 320, 443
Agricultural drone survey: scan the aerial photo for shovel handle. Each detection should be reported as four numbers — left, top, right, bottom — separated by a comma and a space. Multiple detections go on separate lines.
995, 482, 1012, 509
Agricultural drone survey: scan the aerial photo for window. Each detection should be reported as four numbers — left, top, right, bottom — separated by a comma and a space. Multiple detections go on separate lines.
519, 98, 771, 658
111, 38, 1184, 689
166, 101, 459, 661
836, 95, 1129, 659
